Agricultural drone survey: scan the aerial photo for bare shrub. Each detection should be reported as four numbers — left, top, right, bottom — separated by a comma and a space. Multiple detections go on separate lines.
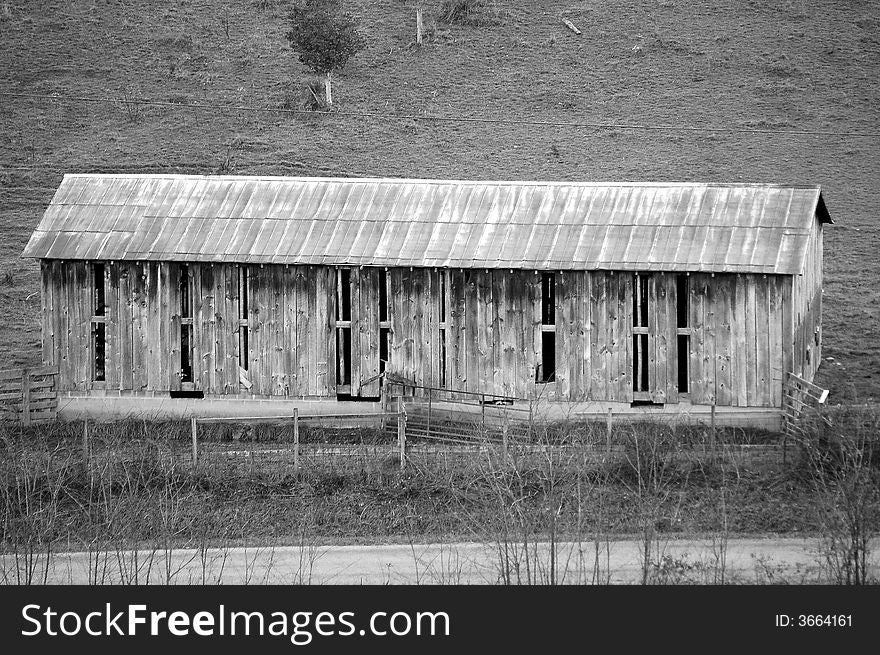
796, 406, 880, 584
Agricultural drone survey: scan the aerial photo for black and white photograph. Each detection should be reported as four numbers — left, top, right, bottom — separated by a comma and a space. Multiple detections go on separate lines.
0, 0, 876, 648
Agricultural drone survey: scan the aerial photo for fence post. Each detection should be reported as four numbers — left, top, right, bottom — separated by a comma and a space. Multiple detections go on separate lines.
481, 394, 485, 431
397, 397, 406, 471
427, 391, 432, 439
21, 367, 31, 426
710, 404, 716, 459
502, 409, 509, 454
606, 408, 613, 456
293, 408, 300, 469
191, 417, 198, 469
82, 418, 90, 466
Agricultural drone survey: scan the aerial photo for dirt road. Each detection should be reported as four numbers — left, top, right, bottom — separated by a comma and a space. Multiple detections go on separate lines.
7, 537, 877, 585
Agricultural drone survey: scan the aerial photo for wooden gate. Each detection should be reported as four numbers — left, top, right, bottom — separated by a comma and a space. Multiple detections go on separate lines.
0, 366, 59, 425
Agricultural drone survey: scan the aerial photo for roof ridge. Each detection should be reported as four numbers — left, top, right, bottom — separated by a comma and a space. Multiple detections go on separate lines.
59, 173, 823, 190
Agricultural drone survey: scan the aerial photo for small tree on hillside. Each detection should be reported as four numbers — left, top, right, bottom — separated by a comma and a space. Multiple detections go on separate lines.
286, 0, 365, 107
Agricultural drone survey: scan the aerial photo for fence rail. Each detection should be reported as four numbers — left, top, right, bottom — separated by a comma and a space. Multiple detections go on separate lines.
781, 371, 829, 445
0, 366, 59, 425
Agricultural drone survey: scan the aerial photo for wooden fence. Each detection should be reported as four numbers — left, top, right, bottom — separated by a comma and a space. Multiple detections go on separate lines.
781, 371, 829, 440
0, 366, 59, 425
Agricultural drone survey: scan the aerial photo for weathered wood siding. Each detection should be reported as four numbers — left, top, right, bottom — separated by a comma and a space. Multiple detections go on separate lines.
42, 262, 336, 397
789, 216, 824, 383
41, 262, 803, 407
688, 273, 784, 408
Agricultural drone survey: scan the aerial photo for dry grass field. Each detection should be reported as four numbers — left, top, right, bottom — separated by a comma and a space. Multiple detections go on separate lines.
0, 0, 877, 400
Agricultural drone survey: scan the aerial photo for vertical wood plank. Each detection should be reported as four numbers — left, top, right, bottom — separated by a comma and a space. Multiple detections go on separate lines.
224, 264, 240, 394
590, 272, 605, 401
529, 271, 542, 399
703, 275, 717, 405
282, 266, 295, 396
555, 272, 568, 399
119, 263, 134, 391
413, 269, 427, 392
40, 262, 53, 366
463, 271, 479, 394
744, 276, 758, 406
648, 274, 662, 402
580, 271, 591, 402
427, 269, 441, 391
755, 275, 771, 407
167, 263, 181, 393
490, 270, 504, 396
247, 265, 261, 395
358, 267, 381, 397
618, 272, 633, 403
689, 274, 706, 404
713, 275, 732, 406
769, 274, 784, 407
665, 273, 679, 404
446, 270, 464, 392
144, 262, 160, 392
317, 266, 332, 396
605, 273, 617, 401
294, 266, 309, 396
210, 264, 226, 394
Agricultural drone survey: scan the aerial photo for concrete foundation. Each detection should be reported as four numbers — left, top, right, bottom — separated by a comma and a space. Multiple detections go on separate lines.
56, 393, 782, 432
57, 393, 383, 423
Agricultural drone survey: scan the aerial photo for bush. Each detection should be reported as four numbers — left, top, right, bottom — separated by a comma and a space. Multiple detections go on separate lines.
285, 0, 365, 76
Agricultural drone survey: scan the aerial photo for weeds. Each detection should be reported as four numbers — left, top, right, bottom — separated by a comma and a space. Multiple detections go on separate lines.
795, 406, 879, 584
439, 0, 505, 27
114, 86, 143, 124
0, 411, 873, 585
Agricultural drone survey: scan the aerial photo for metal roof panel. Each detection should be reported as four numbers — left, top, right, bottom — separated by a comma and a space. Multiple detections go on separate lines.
23, 175, 830, 274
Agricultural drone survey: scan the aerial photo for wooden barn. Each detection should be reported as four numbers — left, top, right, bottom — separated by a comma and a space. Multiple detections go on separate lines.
22, 175, 831, 425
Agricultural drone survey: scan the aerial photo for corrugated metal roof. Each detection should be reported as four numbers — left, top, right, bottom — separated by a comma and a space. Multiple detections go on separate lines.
21, 175, 832, 274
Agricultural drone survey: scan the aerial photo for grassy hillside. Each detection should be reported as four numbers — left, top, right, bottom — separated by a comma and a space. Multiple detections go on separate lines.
1, 0, 878, 401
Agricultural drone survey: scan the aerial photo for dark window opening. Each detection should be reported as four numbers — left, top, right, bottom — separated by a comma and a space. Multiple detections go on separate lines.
379, 269, 388, 323
335, 393, 379, 402
179, 264, 193, 383
631, 399, 663, 407
439, 328, 447, 388
540, 331, 556, 383
541, 273, 555, 325
338, 268, 351, 321
439, 272, 446, 324
678, 334, 690, 393
336, 328, 351, 385
92, 263, 106, 382
93, 263, 105, 316
180, 265, 191, 318
170, 390, 204, 399
379, 327, 389, 376
676, 275, 688, 328
238, 266, 249, 372
675, 274, 689, 395
633, 274, 649, 328
240, 328, 249, 372
633, 334, 650, 393
92, 322, 105, 382
181, 323, 193, 383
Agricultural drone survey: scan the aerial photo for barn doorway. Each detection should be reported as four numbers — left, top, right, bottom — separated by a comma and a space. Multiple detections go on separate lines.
335, 267, 382, 399
631, 273, 671, 404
